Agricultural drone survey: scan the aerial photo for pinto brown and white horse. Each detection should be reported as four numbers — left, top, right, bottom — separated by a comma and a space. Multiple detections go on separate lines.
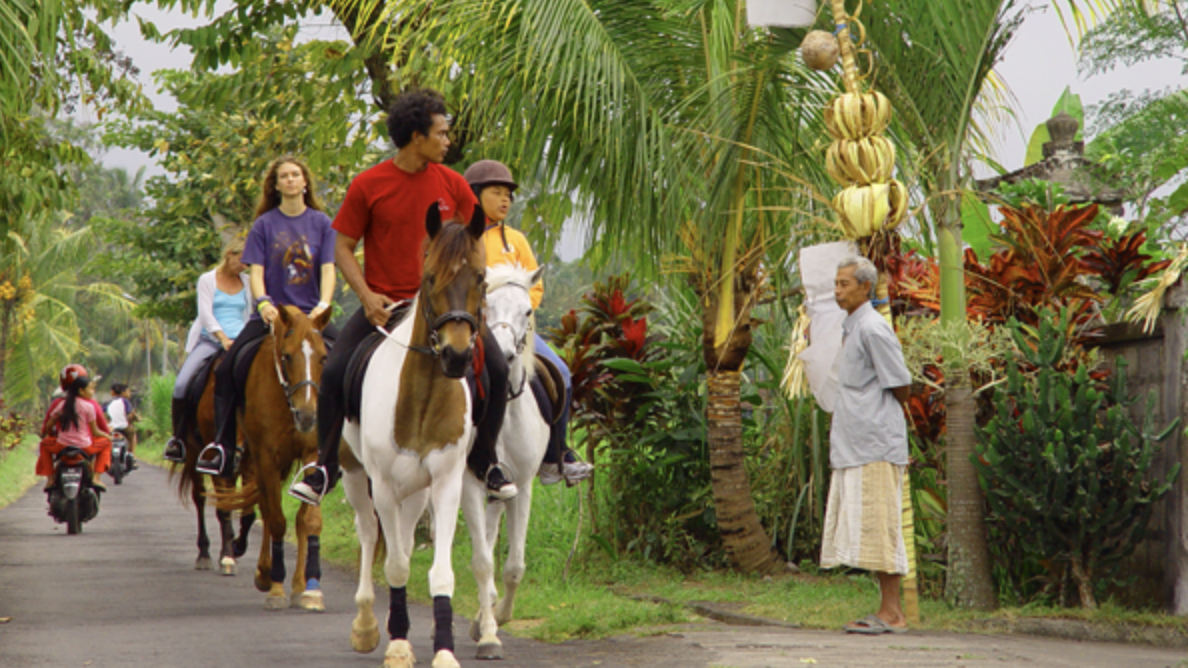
172, 359, 255, 576
214, 305, 331, 611
338, 203, 487, 668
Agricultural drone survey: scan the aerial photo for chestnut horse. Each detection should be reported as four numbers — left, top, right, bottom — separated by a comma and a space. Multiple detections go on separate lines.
338, 204, 487, 668
214, 305, 331, 611
172, 359, 255, 576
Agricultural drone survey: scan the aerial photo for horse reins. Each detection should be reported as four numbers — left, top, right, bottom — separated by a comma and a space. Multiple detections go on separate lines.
375, 295, 482, 360
268, 325, 320, 424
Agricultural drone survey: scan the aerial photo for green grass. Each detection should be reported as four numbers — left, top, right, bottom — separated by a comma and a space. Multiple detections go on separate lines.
0, 435, 39, 508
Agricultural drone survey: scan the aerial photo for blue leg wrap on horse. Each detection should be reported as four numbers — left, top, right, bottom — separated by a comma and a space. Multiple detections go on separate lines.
388, 587, 410, 640
270, 540, 285, 584
433, 596, 454, 653
305, 535, 321, 582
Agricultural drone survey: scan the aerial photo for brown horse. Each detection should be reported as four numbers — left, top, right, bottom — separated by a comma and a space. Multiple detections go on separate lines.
172, 359, 256, 576
338, 203, 487, 668
214, 305, 331, 611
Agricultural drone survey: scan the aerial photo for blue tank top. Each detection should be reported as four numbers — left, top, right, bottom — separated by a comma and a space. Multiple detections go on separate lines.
209, 287, 247, 339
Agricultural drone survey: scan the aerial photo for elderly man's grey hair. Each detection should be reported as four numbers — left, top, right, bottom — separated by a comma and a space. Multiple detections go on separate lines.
838, 256, 878, 298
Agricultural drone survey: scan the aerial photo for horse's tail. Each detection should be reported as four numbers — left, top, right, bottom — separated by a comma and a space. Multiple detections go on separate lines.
169, 458, 198, 507
207, 479, 261, 512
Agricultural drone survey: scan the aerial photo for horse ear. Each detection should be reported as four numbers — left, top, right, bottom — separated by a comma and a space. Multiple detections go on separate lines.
276, 304, 293, 329
529, 265, 545, 287
312, 304, 332, 332
466, 203, 485, 239
426, 202, 442, 240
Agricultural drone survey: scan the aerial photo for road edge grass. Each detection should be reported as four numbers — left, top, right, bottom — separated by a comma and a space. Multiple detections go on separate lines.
0, 436, 40, 509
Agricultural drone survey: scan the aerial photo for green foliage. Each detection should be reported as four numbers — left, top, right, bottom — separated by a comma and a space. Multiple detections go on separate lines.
1077, 1, 1188, 76
140, 373, 176, 439
974, 308, 1181, 608
99, 25, 382, 324
0, 399, 30, 454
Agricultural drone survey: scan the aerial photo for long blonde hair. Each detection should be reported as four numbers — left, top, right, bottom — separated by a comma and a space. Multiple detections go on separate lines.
254, 155, 324, 219
216, 236, 245, 274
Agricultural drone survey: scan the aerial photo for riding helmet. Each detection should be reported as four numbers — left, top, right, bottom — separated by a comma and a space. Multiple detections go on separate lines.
59, 364, 89, 391
463, 160, 519, 193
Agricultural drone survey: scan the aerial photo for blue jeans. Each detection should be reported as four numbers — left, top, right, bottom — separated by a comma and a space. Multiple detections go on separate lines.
534, 333, 572, 463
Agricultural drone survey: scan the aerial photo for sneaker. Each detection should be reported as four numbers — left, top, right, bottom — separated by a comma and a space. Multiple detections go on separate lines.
163, 437, 186, 463
537, 463, 563, 486
560, 451, 594, 486
288, 464, 327, 506
486, 465, 518, 501
195, 443, 225, 477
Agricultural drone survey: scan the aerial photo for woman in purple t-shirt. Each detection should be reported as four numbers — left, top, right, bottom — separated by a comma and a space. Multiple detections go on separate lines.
197, 156, 338, 478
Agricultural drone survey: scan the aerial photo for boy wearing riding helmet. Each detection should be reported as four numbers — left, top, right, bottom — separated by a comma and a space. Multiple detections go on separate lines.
289, 89, 517, 506
37, 365, 113, 492
463, 160, 593, 486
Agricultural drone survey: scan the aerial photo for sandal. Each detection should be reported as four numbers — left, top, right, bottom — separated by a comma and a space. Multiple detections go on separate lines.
844, 614, 907, 635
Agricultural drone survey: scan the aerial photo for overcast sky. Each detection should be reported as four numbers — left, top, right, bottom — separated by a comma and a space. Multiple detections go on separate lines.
85, 1, 1185, 258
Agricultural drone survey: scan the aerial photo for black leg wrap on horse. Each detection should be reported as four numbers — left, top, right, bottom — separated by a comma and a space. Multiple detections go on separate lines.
305, 535, 321, 581
432, 595, 454, 653
233, 512, 254, 558
270, 540, 285, 584
388, 586, 410, 640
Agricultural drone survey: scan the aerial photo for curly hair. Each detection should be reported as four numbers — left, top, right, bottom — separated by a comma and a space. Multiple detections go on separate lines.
385, 89, 448, 149
254, 156, 324, 220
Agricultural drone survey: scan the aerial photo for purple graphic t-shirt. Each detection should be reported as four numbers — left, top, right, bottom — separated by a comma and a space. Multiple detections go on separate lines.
242, 207, 336, 318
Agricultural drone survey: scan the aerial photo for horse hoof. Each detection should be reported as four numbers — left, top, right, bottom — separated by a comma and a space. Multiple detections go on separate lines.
294, 589, 325, 612
469, 618, 481, 643
264, 594, 288, 611
254, 573, 271, 593
431, 649, 461, 668
195, 556, 213, 571
351, 620, 380, 653
383, 639, 415, 667
476, 638, 503, 660
219, 557, 237, 576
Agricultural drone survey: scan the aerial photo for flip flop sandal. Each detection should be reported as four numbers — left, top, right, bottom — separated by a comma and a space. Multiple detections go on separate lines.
844, 614, 908, 635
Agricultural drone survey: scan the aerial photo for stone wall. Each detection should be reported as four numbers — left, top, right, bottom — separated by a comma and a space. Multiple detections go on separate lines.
1090, 285, 1188, 614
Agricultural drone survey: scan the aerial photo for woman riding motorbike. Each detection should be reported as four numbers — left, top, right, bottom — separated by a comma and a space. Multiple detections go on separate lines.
37, 365, 113, 492
196, 155, 338, 478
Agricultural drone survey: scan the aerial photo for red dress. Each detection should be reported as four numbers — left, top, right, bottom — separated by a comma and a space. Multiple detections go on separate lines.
36, 397, 112, 476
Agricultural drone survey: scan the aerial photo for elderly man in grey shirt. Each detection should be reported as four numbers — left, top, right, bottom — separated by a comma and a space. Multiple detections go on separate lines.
820, 256, 912, 634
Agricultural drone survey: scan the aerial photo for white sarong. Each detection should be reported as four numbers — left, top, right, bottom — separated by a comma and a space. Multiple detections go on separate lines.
820, 461, 908, 575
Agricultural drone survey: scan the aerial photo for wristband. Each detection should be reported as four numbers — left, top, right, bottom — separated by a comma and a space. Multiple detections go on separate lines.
316, 301, 330, 310
256, 301, 275, 314
255, 295, 274, 313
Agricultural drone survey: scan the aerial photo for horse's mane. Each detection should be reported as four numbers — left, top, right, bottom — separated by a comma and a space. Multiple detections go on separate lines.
424, 222, 485, 292
485, 263, 537, 367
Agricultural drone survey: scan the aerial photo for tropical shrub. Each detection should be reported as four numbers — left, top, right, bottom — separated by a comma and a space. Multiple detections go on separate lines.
140, 373, 176, 441
0, 399, 29, 456
974, 309, 1181, 608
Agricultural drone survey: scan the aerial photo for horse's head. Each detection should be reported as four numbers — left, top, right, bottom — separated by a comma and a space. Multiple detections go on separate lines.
271, 305, 331, 432
484, 263, 543, 367
421, 202, 487, 379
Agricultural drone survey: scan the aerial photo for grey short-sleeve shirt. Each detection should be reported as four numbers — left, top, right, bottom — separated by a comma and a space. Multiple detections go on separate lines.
830, 301, 912, 469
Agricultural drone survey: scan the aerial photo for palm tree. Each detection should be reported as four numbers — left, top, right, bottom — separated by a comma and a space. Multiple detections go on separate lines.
0, 214, 133, 408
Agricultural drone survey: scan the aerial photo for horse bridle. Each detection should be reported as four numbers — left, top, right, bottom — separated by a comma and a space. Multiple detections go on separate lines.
408, 280, 483, 359
486, 282, 533, 399
269, 327, 320, 424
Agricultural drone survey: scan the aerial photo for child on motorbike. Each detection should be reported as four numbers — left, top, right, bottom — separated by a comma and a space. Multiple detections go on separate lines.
37, 365, 113, 492
463, 159, 593, 486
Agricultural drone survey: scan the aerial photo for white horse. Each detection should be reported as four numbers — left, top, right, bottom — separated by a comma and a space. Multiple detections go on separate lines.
461, 263, 551, 659
338, 205, 487, 668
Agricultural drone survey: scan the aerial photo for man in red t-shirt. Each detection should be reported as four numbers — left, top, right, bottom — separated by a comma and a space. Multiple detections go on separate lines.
290, 89, 517, 505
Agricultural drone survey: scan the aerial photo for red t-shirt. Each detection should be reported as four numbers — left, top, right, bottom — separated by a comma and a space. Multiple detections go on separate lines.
333, 160, 477, 301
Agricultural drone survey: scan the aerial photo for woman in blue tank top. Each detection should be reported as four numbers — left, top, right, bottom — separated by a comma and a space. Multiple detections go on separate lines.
164, 238, 251, 462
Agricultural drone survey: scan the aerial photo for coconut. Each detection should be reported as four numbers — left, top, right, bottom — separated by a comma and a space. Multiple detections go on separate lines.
801, 30, 839, 71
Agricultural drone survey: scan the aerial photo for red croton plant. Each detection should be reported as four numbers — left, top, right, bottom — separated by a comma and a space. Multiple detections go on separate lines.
882, 202, 1168, 439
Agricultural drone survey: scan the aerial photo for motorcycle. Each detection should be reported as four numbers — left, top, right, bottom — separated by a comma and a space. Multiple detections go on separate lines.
46, 446, 101, 534
109, 432, 136, 485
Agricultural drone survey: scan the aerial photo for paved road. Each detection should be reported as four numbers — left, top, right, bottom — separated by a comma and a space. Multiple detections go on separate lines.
1, 464, 1185, 668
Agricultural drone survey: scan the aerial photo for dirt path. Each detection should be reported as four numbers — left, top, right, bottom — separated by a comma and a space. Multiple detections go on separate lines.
1, 464, 1183, 668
